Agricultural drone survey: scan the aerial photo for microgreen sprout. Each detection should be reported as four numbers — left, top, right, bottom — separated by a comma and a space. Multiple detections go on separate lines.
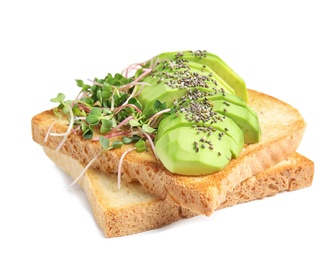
46, 63, 175, 188
48, 93, 75, 151
69, 136, 124, 188
117, 138, 147, 189
117, 147, 135, 189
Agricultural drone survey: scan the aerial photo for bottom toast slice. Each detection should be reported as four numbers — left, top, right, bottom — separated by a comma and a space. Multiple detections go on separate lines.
43, 147, 314, 238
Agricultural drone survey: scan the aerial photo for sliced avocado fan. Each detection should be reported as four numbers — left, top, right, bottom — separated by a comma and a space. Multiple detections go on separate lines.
137, 50, 260, 175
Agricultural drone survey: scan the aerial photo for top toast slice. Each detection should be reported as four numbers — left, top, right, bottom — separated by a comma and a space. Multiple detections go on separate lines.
31, 89, 306, 215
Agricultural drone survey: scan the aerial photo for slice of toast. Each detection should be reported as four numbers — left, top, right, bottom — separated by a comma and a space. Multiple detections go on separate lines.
43, 147, 314, 238
31, 89, 306, 215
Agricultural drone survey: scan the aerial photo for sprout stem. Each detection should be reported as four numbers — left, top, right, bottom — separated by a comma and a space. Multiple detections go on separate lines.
138, 127, 158, 160
45, 121, 57, 142
117, 147, 136, 189
110, 115, 134, 133
69, 148, 103, 188
113, 103, 142, 115
55, 105, 75, 152
148, 108, 171, 127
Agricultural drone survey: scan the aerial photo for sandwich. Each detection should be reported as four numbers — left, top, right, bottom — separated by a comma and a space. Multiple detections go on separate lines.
31, 50, 314, 237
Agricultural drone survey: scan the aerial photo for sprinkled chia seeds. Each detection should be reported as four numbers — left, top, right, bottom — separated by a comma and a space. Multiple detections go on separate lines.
149, 51, 235, 159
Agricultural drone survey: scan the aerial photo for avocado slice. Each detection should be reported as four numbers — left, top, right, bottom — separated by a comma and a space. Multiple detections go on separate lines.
177, 59, 236, 94
205, 91, 257, 116
154, 50, 248, 102
209, 98, 261, 144
155, 112, 244, 155
138, 59, 235, 116
155, 126, 233, 175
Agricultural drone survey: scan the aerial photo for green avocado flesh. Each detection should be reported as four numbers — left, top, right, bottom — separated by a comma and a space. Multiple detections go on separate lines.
203, 92, 260, 143
206, 91, 257, 115
155, 50, 248, 102
209, 98, 260, 144
138, 60, 235, 116
155, 127, 233, 175
137, 50, 260, 175
155, 112, 244, 151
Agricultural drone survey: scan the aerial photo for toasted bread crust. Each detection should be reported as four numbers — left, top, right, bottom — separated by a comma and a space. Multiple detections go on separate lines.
43, 147, 313, 237
32, 90, 306, 215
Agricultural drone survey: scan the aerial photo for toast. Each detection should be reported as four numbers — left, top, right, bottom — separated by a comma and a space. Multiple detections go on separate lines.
31, 89, 306, 216
32, 90, 306, 215
43, 147, 314, 238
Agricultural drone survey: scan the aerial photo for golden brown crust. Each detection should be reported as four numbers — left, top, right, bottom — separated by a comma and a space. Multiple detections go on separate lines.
32, 89, 307, 215
43, 147, 314, 237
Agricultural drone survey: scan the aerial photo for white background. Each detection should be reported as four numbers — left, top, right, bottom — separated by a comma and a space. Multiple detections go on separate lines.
1, 0, 331, 259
